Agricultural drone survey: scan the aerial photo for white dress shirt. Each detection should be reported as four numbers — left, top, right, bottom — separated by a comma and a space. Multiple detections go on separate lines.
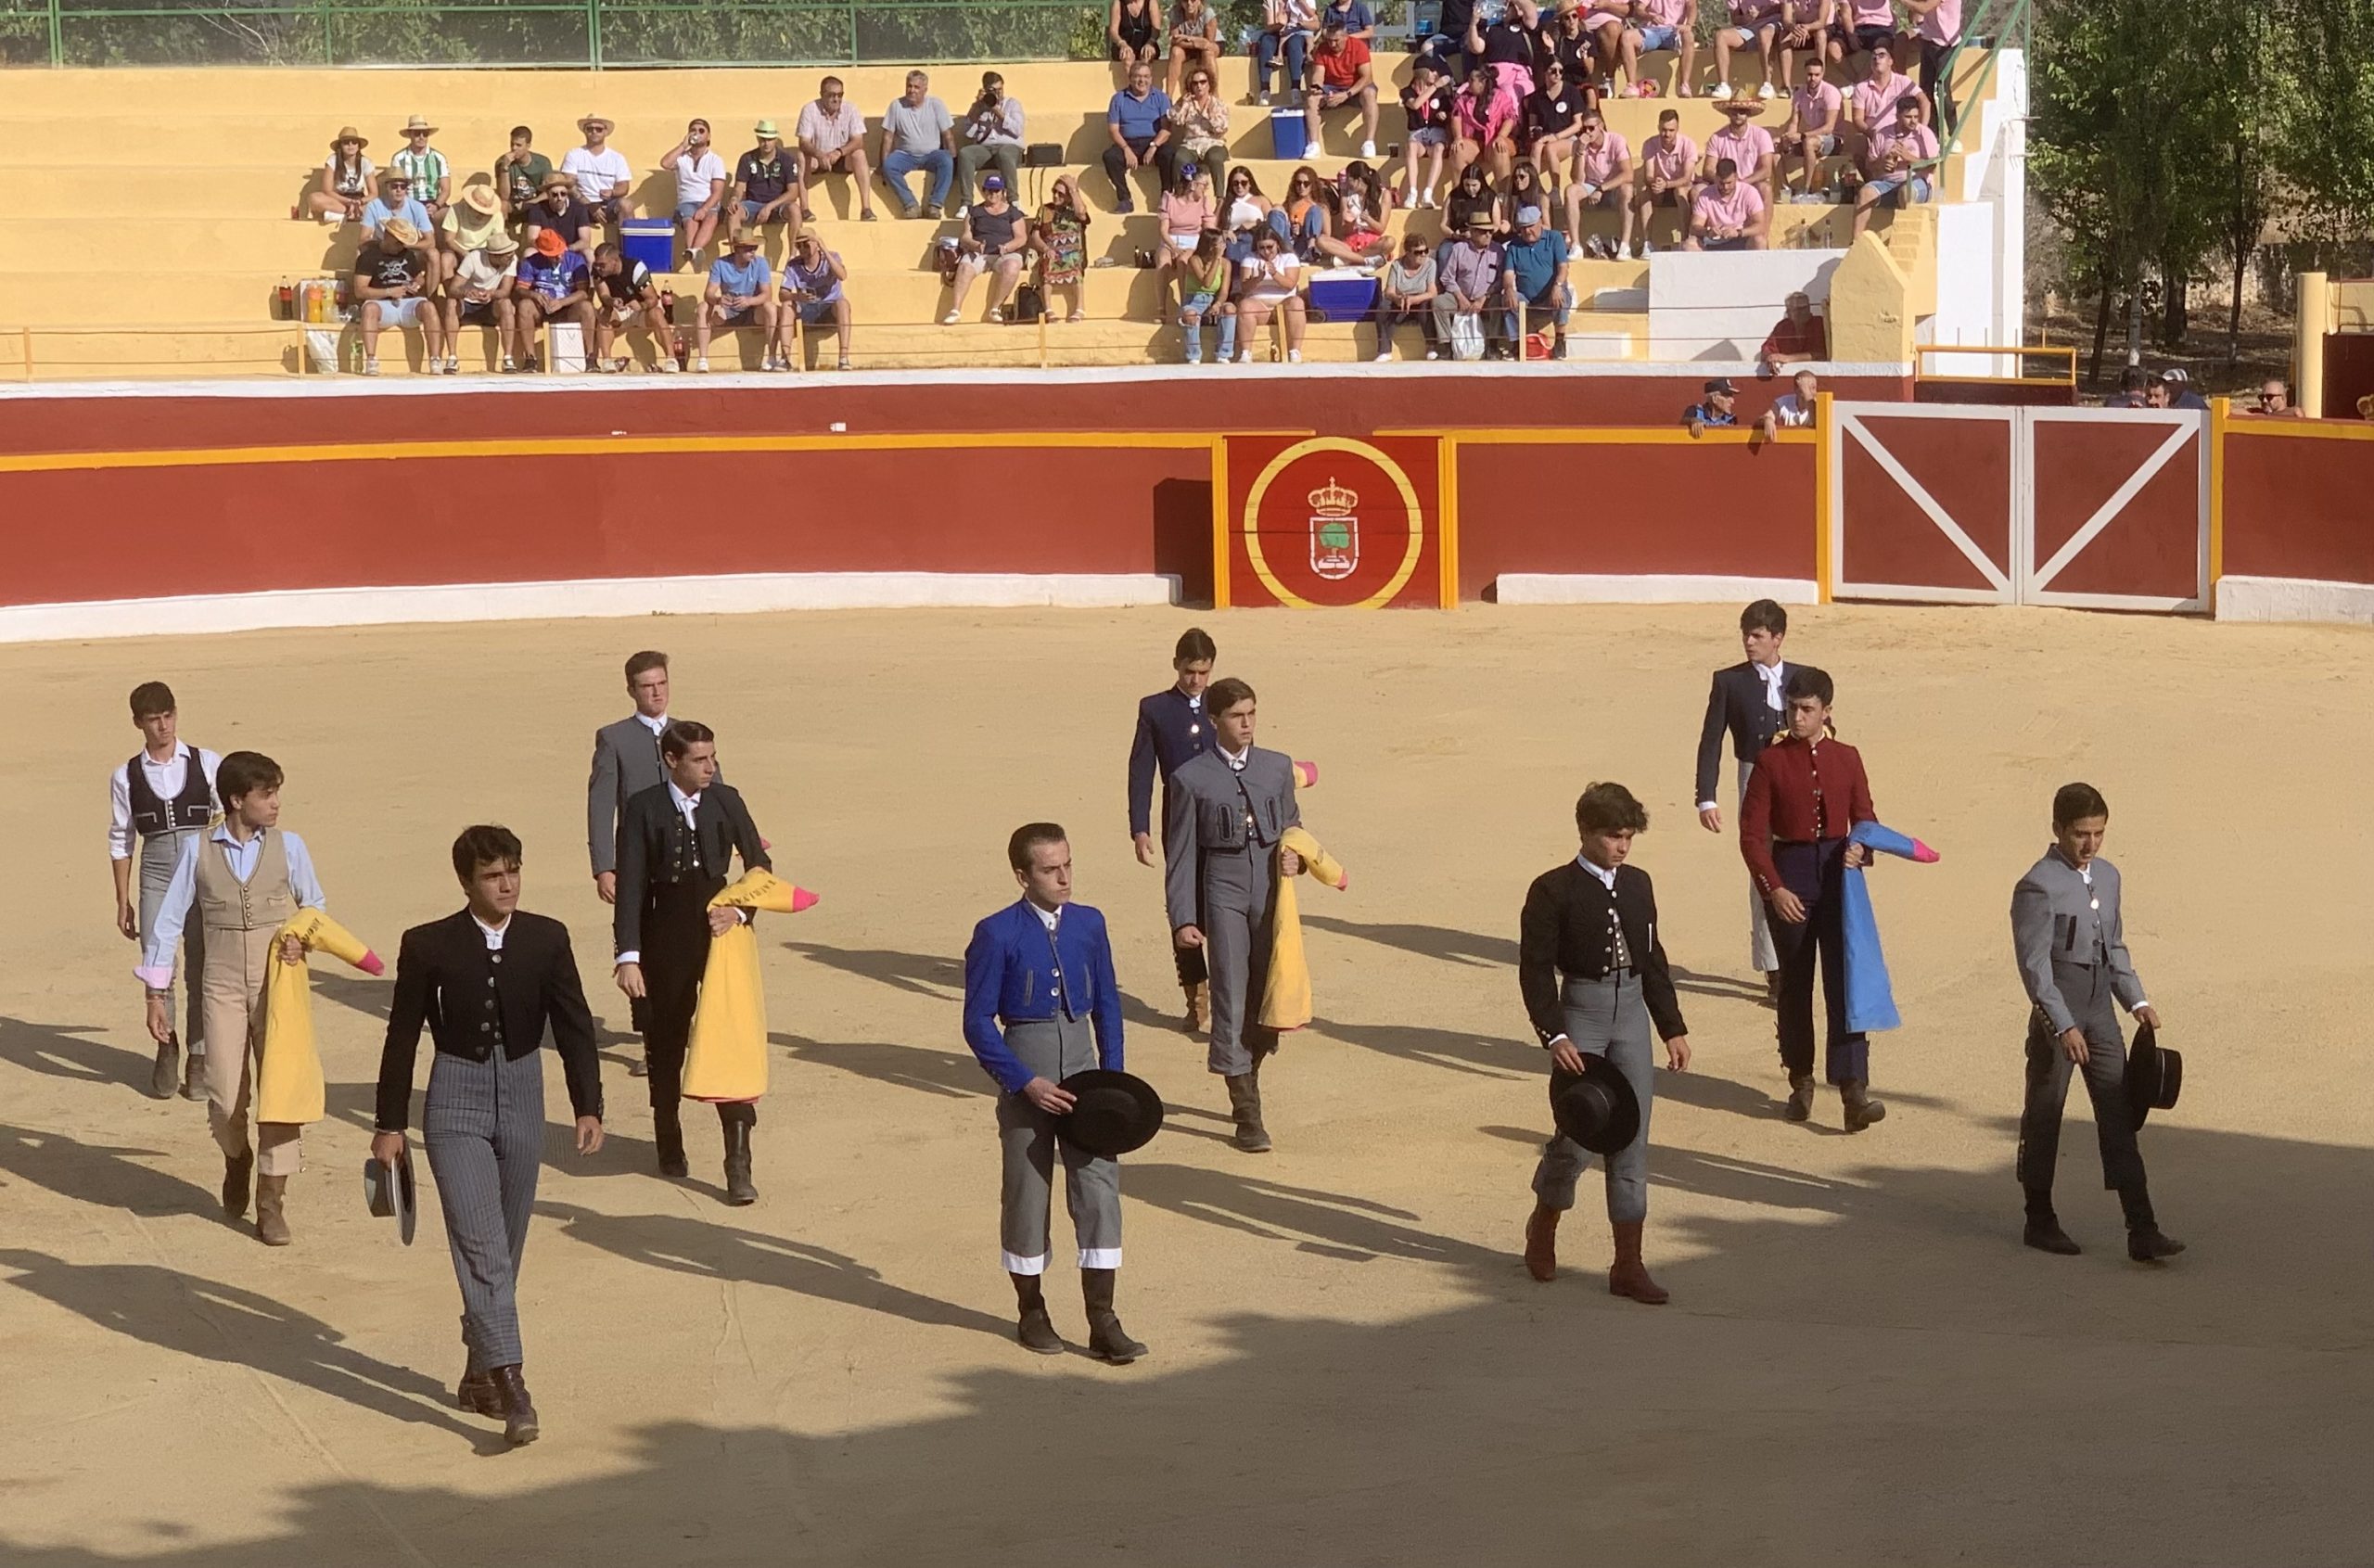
474, 911, 511, 951
1029, 899, 1062, 933
107, 742, 223, 860
634, 710, 668, 736
136, 823, 326, 986
1219, 743, 1250, 772
1701, 659, 1790, 811
1573, 851, 1617, 889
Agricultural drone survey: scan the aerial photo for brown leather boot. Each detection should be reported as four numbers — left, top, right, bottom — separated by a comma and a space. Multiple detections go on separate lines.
150, 1034, 181, 1099
1783, 1073, 1816, 1122
255, 1174, 292, 1246
492, 1364, 540, 1445
1184, 982, 1211, 1034
457, 1367, 504, 1416
1224, 1071, 1270, 1153
221, 1149, 254, 1220
181, 1049, 207, 1102
1841, 1079, 1888, 1132
1523, 1202, 1560, 1281
1607, 1219, 1669, 1305
1010, 1271, 1064, 1355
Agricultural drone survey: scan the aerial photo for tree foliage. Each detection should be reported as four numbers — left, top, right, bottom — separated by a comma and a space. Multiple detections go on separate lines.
2031, 0, 2374, 357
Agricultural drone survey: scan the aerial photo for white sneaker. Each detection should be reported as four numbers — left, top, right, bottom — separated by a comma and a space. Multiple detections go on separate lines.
1418, 189, 1436, 209
1373, 350, 1392, 363
1359, 140, 1377, 159
1758, 81, 1778, 99
694, 355, 709, 372
942, 311, 961, 325
1424, 350, 1440, 361
659, 357, 681, 372
1236, 350, 1254, 363
500, 357, 517, 373
444, 355, 459, 373
363, 357, 380, 376
1712, 82, 1734, 100
955, 204, 970, 219
1287, 348, 1302, 363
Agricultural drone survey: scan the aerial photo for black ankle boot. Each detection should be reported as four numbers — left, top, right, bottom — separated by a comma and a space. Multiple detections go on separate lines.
2121, 1185, 2185, 1262
721, 1116, 757, 1205
655, 1103, 688, 1179
2023, 1190, 2079, 1255
1011, 1271, 1064, 1355
492, 1364, 540, 1446
1081, 1268, 1147, 1364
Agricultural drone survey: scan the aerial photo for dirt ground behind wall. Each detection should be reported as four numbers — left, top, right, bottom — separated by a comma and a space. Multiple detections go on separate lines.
2, 602, 2368, 1566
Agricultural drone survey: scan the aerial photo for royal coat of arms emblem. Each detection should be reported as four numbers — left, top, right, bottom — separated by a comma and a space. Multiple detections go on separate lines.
1308, 477, 1359, 580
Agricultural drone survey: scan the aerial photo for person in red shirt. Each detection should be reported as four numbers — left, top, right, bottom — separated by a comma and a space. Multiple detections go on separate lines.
1301, 20, 1381, 158
1738, 667, 1885, 1129
1757, 289, 1826, 374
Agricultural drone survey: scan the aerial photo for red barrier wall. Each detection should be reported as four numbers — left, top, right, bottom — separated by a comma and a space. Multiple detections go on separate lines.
1454, 437, 1816, 600
2222, 428, 2374, 585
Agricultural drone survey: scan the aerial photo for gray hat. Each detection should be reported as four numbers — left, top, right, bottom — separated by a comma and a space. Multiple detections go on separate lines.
1515, 204, 1543, 224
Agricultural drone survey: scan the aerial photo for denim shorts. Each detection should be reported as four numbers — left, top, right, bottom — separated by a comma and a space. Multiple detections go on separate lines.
676, 200, 708, 223
1636, 24, 1681, 49
739, 198, 791, 226
786, 296, 841, 325
1866, 172, 1931, 201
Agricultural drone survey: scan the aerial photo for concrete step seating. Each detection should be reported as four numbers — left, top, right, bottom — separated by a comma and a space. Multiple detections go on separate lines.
0, 57, 1980, 377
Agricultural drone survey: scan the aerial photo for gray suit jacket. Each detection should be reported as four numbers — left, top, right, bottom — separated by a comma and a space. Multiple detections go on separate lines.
586, 716, 724, 875
1163, 746, 1301, 931
2010, 848, 2146, 1035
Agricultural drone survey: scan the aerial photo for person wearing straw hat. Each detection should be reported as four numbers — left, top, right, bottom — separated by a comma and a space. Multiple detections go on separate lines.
1702, 96, 1778, 208
2010, 784, 2185, 1265
442, 227, 519, 374
1518, 782, 1691, 1304
352, 216, 444, 376
527, 170, 599, 258
390, 114, 451, 220
611, 721, 772, 1194
374, 824, 605, 1447
732, 119, 804, 241
359, 169, 431, 247
432, 181, 505, 314
695, 229, 776, 372
563, 113, 632, 226
310, 125, 376, 225
962, 822, 1146, 1364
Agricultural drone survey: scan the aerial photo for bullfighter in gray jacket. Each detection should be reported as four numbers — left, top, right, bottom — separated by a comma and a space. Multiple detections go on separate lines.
2010, 782, 2184, 1264
1165, 677, 1304, 1154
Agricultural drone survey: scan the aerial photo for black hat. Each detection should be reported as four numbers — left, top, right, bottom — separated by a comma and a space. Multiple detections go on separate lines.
364, 1148, 417, 1245
2125, 1024, 2181, 1129
1704, 376, 1738, 396
1550, 1055, 1640, 1155
1057, 1069, 1165, 1157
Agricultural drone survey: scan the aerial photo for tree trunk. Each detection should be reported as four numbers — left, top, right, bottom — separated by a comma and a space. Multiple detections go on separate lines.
2088, 272, 2115, 386
2159, 259, 2189, 349
2125, 282, 2144, 367
2228, 240, 2248, 368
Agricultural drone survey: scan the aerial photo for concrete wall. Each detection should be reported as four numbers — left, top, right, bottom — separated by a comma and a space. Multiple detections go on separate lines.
1647, 250, 1845, 362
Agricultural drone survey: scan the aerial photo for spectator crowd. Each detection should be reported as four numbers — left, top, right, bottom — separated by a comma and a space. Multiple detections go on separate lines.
300, 1, 1963, 373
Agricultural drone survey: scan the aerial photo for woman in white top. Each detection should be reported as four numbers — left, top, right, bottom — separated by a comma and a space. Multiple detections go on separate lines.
1233, 227, 1306, 363
663, 119, 730, 261
310, 127, 377, 225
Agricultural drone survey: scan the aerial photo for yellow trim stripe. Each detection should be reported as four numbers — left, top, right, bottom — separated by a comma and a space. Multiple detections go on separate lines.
2208, 397, 2227, 602
1813, 390, 1834, 605
0, 428, 1308, 478
1436, 434, 1461, 608
1378, 427, 1818, 446
2221, 418, 2374, 444
1209, 435, 1232, 611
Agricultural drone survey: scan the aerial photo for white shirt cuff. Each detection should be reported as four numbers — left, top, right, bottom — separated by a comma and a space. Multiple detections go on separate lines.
1696, 800, 1717, 812
615, 951, 640, 966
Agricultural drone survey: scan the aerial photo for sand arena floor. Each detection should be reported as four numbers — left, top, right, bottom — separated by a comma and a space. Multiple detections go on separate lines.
1, 602, 2369, 1566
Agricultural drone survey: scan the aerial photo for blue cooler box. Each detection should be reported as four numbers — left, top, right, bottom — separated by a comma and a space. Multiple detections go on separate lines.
1269, 108, 1308, 159
1306, 269, 1377, 322
621, 218, 675, 274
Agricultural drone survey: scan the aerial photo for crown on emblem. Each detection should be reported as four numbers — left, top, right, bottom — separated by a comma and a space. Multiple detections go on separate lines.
1308, 477, 1359, 515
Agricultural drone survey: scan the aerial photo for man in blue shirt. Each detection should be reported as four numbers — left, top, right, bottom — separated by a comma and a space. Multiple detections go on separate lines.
1102, 60, 1174, 213
1686, 378, 1741, 436
1322, 0, 1375, 38
1500, 203, 1571, 358
359, 171, 433, 243
694, 230, 777, 372
512, 228, 592, 373
961, 822, 1143, 1364
1126, 628, 1219, 1028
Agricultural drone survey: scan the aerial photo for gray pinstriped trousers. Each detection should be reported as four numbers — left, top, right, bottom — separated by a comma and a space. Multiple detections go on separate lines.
422, 1043, 543, 1372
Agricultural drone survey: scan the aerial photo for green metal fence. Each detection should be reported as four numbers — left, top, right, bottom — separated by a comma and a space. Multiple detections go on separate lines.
0, 0, 1117, 68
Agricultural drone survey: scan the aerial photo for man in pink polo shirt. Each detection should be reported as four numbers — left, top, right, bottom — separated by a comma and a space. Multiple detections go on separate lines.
1711, 0, 1784, 100
1772, 0, 1830, 89
1901, 0, 1964, 129
1685, 157, 1768, 249
1702, 97, 1777, 205
1847, 39, 1926, 151
1779, 54, 1844, 199
1628, 107, 1699, 255
1563, 109, 1635, 257
1617, 0, 1699, 99
1851, 94, 1936, 237
1828, 0, 1898, 76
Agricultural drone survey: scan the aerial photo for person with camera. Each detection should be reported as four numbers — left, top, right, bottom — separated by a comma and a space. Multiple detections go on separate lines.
955, 70, 1027, 214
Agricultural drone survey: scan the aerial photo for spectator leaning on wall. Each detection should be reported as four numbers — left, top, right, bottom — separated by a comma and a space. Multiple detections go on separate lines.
1760, 367, 1819, 439
1686, 376, 1742, 435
